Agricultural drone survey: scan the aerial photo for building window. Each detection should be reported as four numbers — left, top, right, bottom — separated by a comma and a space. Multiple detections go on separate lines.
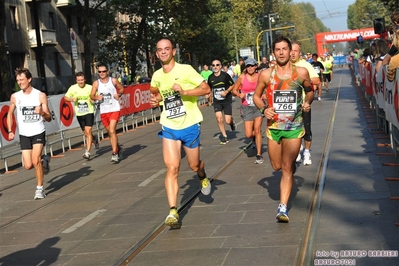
9, 6, 19, 30
49, 12, 55, 30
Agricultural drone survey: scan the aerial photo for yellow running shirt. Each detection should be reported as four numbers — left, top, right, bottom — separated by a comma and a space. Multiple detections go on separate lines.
151, 63, 205, 130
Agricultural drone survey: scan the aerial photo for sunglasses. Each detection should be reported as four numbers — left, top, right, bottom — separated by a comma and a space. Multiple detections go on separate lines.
98, 70, 107, 73
212, 64, 220, 67
246, 64, 256, 67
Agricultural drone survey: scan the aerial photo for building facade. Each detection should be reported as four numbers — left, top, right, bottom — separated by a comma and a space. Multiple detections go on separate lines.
4, 0, 98, 95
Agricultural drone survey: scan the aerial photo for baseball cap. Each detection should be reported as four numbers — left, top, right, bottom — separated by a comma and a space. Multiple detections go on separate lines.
245, 58, 257, 66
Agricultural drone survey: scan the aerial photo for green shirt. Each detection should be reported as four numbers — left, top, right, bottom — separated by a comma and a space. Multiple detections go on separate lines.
200, 70, 213, 81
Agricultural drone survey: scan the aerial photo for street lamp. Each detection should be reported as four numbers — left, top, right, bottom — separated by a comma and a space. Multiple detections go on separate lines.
256, 25, 295, 63
268, 13, 279, 59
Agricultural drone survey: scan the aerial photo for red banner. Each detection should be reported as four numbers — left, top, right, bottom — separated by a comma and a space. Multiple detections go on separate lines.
119, 84, 152, 116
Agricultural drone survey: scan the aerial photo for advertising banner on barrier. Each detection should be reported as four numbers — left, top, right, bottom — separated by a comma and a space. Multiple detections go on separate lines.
0, 84, 152, 149
383, 69, 399, 129
0, 101, 20, 147
119, 84, 151, 116
376, 67, 386, 108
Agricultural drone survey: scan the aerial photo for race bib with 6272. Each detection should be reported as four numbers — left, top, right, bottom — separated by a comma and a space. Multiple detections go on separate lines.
164, 94, 187, 119
77, 101, 89, 114
273, 90, 297, 113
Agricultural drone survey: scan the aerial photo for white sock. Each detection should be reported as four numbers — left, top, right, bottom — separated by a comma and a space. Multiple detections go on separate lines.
36, 186, 43, 190
304, 149, 310, 154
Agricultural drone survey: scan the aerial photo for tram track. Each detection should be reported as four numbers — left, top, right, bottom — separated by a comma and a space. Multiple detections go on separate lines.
297, 72, 343, 265
116, 140, 254, 266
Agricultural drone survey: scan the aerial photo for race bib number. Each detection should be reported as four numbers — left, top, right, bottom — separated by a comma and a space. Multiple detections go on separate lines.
21, 106, 40, 123
313, 66, 320, 74
164, 94, 186, 119
101, 93, 112, 105
273, 90, 297, 113
214, 88, 226, 100
77, 101, 89, 114
245, 92, 254, 106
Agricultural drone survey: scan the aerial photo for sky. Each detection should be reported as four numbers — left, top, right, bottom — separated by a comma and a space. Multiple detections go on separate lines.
294, 0, 356, 32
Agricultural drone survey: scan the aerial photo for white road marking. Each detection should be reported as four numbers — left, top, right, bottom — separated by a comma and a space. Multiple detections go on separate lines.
138, 169, 166, 187
62, 209, 106, 233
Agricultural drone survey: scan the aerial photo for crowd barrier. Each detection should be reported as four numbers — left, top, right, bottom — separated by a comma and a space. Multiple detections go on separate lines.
0, 84, 156, 172
0, 82, 208, 172
358, 62, 399, 157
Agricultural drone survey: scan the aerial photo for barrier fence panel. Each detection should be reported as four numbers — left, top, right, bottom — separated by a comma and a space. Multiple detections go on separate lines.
358, 62, 399, 156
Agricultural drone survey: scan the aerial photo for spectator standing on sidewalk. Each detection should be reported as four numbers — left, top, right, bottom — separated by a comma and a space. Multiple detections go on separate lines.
149, 38, 212, 228
6, 68, 52, 200
64, 72, 99, 160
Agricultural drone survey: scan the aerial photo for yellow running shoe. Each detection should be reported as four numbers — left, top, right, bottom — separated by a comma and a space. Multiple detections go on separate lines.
165, 208, 180, 228
199, 174, 211, 195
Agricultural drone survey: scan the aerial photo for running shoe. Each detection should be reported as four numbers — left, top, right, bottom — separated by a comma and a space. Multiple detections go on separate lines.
296, 144, 303, 162
111, 153, 119, 163
42, 155, 51, 175
117, 145, 124, 160
199, 173, 211, 195
276, 203, 289, 222
318, 97, 321, 101
34, 188, 46, 200
93, 135, 100, 149
165, 208, 180, 228
220, 136, 229, 145
230, 120, 236, 131
83, 151, 90, 160
255, 155, 264, 164
303, 152, 312, 165
326, 88, 329, 92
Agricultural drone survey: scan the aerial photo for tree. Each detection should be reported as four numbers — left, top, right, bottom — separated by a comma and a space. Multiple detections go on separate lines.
71, 0, 109, 83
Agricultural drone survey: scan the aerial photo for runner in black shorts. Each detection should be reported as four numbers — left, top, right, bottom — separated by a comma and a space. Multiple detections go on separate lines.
207, 59, 236, 145
7, 68, 52, 200
65, 72, 99, 160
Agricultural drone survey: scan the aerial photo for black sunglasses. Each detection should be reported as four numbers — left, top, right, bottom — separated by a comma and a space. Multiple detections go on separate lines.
212, 64, 220, 67
98, 70, 107, 73
246, 64, 256, 67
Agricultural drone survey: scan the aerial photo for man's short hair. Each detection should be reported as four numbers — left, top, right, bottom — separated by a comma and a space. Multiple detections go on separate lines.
15, 67, 32, 79
97, 64, 108, 70
272, 35, 292, 51
75, 71, 85, 78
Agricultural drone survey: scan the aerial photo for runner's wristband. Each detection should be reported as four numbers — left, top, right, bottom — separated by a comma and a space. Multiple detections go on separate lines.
259, 106, 267, 114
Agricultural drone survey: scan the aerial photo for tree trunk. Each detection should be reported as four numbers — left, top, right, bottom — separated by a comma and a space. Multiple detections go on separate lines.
83, 0, 92, 83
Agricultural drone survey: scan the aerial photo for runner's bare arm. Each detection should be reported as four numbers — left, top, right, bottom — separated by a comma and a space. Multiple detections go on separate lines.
174, 81, 210, 97
7, 94, 16, 135
254, 69, 270, 109
90, 80, 99, 101
231, 74, 244, 97
38, 92, 52, 122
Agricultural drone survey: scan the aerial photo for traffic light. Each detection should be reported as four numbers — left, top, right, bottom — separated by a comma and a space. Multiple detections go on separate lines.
373, 18, 385, 34
357, 35, 363, 44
